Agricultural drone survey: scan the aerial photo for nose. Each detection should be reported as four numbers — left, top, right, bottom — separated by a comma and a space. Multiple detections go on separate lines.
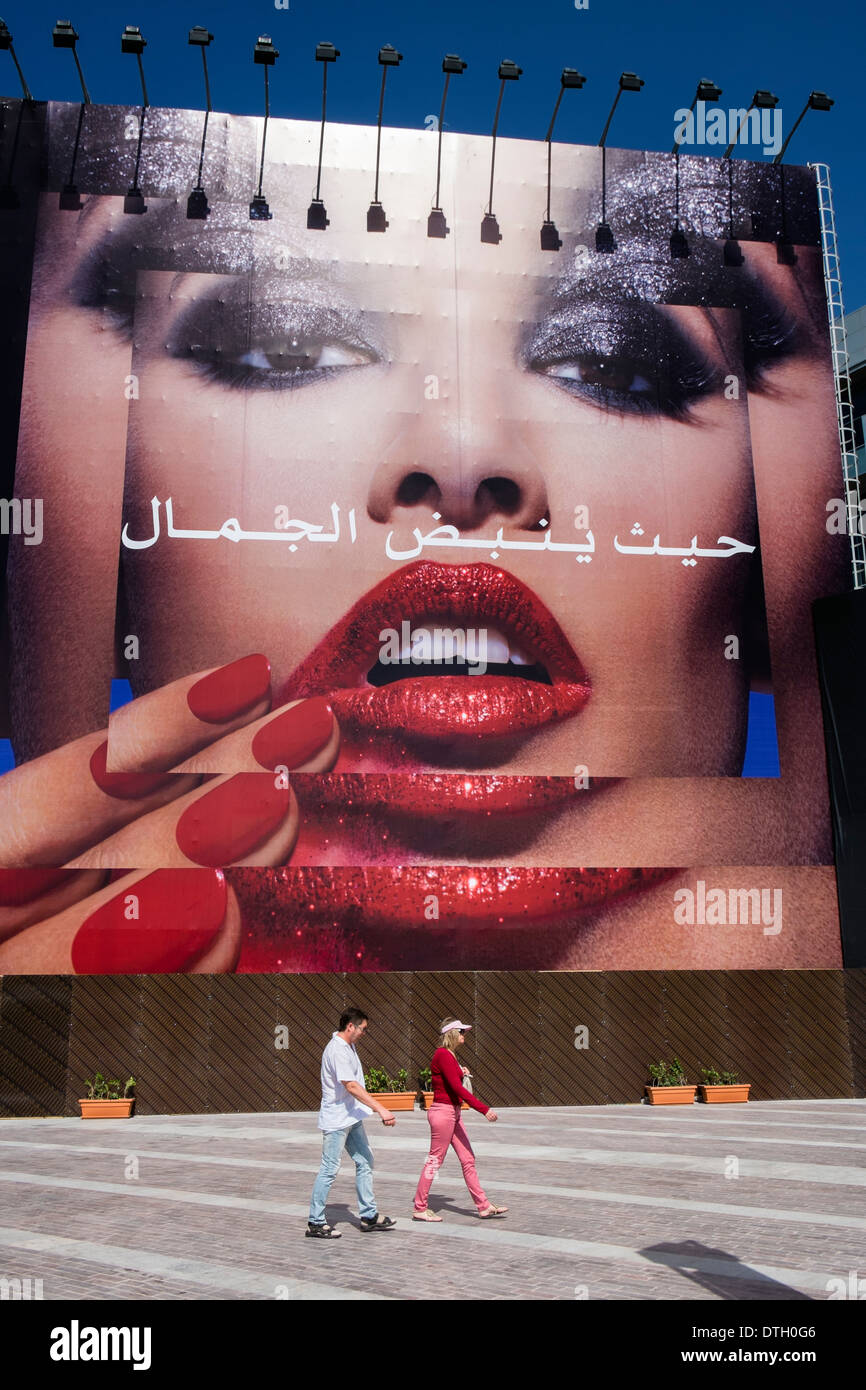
366, 392, 550, 536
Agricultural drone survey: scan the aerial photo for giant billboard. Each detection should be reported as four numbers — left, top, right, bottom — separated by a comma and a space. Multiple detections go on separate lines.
0, 99, 850, 972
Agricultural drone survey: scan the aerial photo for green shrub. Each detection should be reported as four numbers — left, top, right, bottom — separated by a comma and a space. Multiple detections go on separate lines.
647, 1058, 688, 1087
84, 1072, 135, 1101
364, 1066, 409, 1093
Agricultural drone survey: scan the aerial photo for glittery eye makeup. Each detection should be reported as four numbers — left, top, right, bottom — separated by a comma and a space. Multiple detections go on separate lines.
165, 286, 382, 392
522, 301, 721, 420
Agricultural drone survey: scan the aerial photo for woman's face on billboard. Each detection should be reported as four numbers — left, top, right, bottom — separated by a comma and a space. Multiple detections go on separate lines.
104, 154, 770, 784
4, 126, 845, 970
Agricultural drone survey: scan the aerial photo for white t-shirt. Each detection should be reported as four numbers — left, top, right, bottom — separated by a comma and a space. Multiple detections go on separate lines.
318, 1032, 373, 1131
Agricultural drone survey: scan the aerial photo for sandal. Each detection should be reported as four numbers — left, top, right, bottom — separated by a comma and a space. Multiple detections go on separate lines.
306, 1221, 342, 1238
412, 1210, 443, 1222
477, 1205, 508, 1218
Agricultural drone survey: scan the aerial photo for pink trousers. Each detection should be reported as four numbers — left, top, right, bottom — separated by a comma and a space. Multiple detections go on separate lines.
414, 1102, 489, 1212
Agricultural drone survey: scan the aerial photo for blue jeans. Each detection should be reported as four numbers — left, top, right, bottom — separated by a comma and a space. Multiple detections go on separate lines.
309, 1121, 377, 1224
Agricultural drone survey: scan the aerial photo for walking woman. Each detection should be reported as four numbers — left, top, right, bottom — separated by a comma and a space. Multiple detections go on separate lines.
413, 1019, 508, 1221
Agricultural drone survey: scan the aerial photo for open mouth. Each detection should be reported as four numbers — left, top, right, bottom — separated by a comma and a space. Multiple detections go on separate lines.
278, 561, 590, 761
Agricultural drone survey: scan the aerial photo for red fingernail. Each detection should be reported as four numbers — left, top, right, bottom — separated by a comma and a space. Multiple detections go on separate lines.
71, 868, 226, 973
187, 654, 271, 724
0, 868, 77, 907
175, 773, 291, 867
251, 698, 334, 771
90, 741, 177, 800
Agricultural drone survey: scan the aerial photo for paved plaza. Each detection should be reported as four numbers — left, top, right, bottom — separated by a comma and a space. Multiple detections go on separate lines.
0, 1099, 863, 1300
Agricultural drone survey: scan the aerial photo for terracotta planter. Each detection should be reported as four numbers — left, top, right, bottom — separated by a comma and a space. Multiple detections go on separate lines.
78, 1098, 135, 1119
699, 1084, 751, 1103
644, 1085, 697, 1105
421, 1091, 469, 1111
371, 1091, 417, 1112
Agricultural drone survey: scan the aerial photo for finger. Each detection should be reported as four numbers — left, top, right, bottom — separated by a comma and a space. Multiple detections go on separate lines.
169, 698, 339, 775
66, 773, 300, 869
0, 729, 200, 868
106, 653, 272, 773
0, 868, 241, 974
0, 868, 106, 940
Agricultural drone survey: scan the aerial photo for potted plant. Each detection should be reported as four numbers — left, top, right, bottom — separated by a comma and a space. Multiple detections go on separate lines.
79, 1072, 136, 1119
363, 1066, 416, 1112
645, 1058, 697, 1105
417, 1065, 468, 1110
698, 1067, 751, 1103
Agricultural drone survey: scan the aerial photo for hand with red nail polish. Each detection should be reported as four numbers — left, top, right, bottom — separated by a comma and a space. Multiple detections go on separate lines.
0, 656, 340, 971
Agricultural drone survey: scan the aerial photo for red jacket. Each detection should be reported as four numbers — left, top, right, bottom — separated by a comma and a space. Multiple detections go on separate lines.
430, 1047, 490, 1114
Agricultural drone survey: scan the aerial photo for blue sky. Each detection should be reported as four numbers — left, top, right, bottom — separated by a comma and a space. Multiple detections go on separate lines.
3, 0, 864, 306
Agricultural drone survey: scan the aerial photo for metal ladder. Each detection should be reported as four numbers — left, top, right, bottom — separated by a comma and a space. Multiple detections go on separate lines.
810, 162, 865, 590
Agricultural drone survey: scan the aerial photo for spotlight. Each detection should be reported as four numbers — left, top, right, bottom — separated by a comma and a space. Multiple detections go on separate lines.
123, 185, 146, 215
595, 221, 615, 253
723, 238, 744, 267
540, 220, 562, 251
670, 227, 689, 258
427, 207, 448, 238
121, 24, 146, 55
59, 183, 82, 210
618, 71, 644, 93
367, 201, 388, 232
775, 233, 797, 266
186, 187, 209, 219
249, 193, 272, 221
481, 212, 502, 244
51, 19, 77, 48
696, 78, 722, 102
307, 198, 329, 230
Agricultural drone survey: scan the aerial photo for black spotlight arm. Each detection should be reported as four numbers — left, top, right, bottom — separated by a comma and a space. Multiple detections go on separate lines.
487, 59, 522, 217
722, 90, 778, 160
544, 68, 584, 223
773, 91, 833, 165
671, 78, 722, 154
188, 29, 213, 194
372, 46, 402, 205
1, 20, 33, 99
121, 26, 148, 107
65, 100, 85, 189
313, 42, 339, 202
258, 67, 270, 197
433, 54, 466, 211
72, 45, 89, 103
487, 78, 505, 215
599, 71, 644, 147
316, 61, 329, 198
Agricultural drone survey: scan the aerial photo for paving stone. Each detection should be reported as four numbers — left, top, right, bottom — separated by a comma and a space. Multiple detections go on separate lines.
0, 1101, 862, 1300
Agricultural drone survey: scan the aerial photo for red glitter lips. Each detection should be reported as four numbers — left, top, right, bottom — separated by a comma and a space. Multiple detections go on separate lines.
278, 562, 590, 749
228, 865, 676, 973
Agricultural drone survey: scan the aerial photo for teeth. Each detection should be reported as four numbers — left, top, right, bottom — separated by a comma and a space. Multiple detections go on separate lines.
484, 633, 510, 665
393, 623, 535, 666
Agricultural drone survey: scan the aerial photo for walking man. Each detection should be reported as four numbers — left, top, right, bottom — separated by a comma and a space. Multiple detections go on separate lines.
307, 1007, 398, 1238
